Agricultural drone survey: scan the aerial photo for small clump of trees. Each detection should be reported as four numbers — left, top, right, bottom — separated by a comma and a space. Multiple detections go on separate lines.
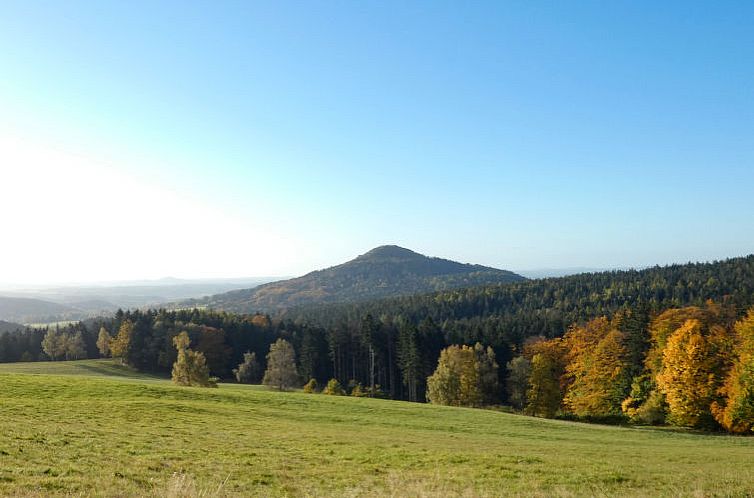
41, 329, 87, 361
171, 331, 217, 388
426, 343, 498, 407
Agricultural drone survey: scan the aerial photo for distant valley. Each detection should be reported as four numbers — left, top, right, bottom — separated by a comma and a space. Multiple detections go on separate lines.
0, 277, 276, 323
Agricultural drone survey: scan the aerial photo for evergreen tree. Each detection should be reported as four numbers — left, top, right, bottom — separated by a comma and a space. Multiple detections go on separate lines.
474, 343, 500, 405
506, 356, 531, 411
398, 323, 420, 402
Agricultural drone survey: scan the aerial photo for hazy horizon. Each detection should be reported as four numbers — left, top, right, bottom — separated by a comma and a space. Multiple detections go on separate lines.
0, 246, 749, 288
2, 1, 753, 284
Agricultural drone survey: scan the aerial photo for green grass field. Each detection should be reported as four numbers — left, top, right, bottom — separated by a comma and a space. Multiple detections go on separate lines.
0, 360, 752, 497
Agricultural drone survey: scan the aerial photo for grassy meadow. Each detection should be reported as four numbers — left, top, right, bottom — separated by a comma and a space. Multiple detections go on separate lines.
0, 360, 752, 497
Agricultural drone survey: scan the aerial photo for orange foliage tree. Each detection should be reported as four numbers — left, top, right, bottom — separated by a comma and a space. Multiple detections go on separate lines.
712, 308, 754, 433
656, 318, 732, 428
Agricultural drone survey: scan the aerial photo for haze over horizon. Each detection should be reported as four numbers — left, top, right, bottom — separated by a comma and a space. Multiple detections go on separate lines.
2, 1, 753, 284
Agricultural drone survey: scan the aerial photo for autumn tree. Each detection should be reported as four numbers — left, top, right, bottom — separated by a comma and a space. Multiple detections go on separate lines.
629, 305, 719, 424
262, 339, 299, 391
233, 351, 260, 384
525, 338, 565, 418
506, 356, 531, 411
110, 320, 134, 364
562, 318, 632, 417
65, 331, 87, 360
171, 331, 217, 388
656, 319, 731, 428
41, 329, 65, 361
322, 378, 345, 395
426, 343, 497, 407
712, 309, 754, 433
96, 327, 111, 357
303, 378, 318, 393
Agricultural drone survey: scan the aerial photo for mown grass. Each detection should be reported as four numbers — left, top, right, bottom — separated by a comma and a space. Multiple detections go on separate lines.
0, 360, 752, 497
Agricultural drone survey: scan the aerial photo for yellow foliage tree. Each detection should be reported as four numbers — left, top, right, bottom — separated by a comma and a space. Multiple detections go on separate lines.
171, 331, 217, 388
712, 308, 754, 433
524, 338, 565, 418
109, 321, 133, 364
563, 320, 631, 418
426, 344, 483, 407
656, 319, 731, 428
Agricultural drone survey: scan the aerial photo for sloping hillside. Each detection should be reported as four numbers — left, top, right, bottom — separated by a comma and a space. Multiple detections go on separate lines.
195, 245, 525, 312
0, 361, 751, 496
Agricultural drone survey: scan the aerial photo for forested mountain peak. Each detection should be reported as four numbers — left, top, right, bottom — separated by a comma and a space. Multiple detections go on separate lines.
356, 245, 425, 261
189, 246, 526, 312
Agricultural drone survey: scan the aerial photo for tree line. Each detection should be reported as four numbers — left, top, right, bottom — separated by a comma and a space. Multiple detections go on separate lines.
504, 302, 754, 433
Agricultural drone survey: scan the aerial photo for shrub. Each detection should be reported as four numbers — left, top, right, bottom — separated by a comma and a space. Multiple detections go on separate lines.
350, 382, 367, 397
322, 378, 345, 395
303, 378, 318, 393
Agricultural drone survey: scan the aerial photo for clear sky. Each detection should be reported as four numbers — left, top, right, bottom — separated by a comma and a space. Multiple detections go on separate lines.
1, 1, 753, 284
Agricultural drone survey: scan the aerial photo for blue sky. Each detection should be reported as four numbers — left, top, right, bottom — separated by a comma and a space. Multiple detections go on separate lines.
1, 1, 753, 282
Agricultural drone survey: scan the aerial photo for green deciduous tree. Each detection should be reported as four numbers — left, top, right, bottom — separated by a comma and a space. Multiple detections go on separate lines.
41, 329, 65, 361
96, 327, 111, 358
426, 343, 496, 407
233, 351, 260, 384
65, 331, 87, 360
262, 339, 299, 391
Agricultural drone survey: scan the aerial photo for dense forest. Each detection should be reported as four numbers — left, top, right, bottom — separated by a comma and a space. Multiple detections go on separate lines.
1, 255, 754, 431
283, 254, 754, 344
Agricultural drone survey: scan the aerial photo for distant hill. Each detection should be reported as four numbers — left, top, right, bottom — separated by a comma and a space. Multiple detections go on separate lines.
194, 245, 526, 313
0, 320, 24, 334
0, 297, 80, 324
